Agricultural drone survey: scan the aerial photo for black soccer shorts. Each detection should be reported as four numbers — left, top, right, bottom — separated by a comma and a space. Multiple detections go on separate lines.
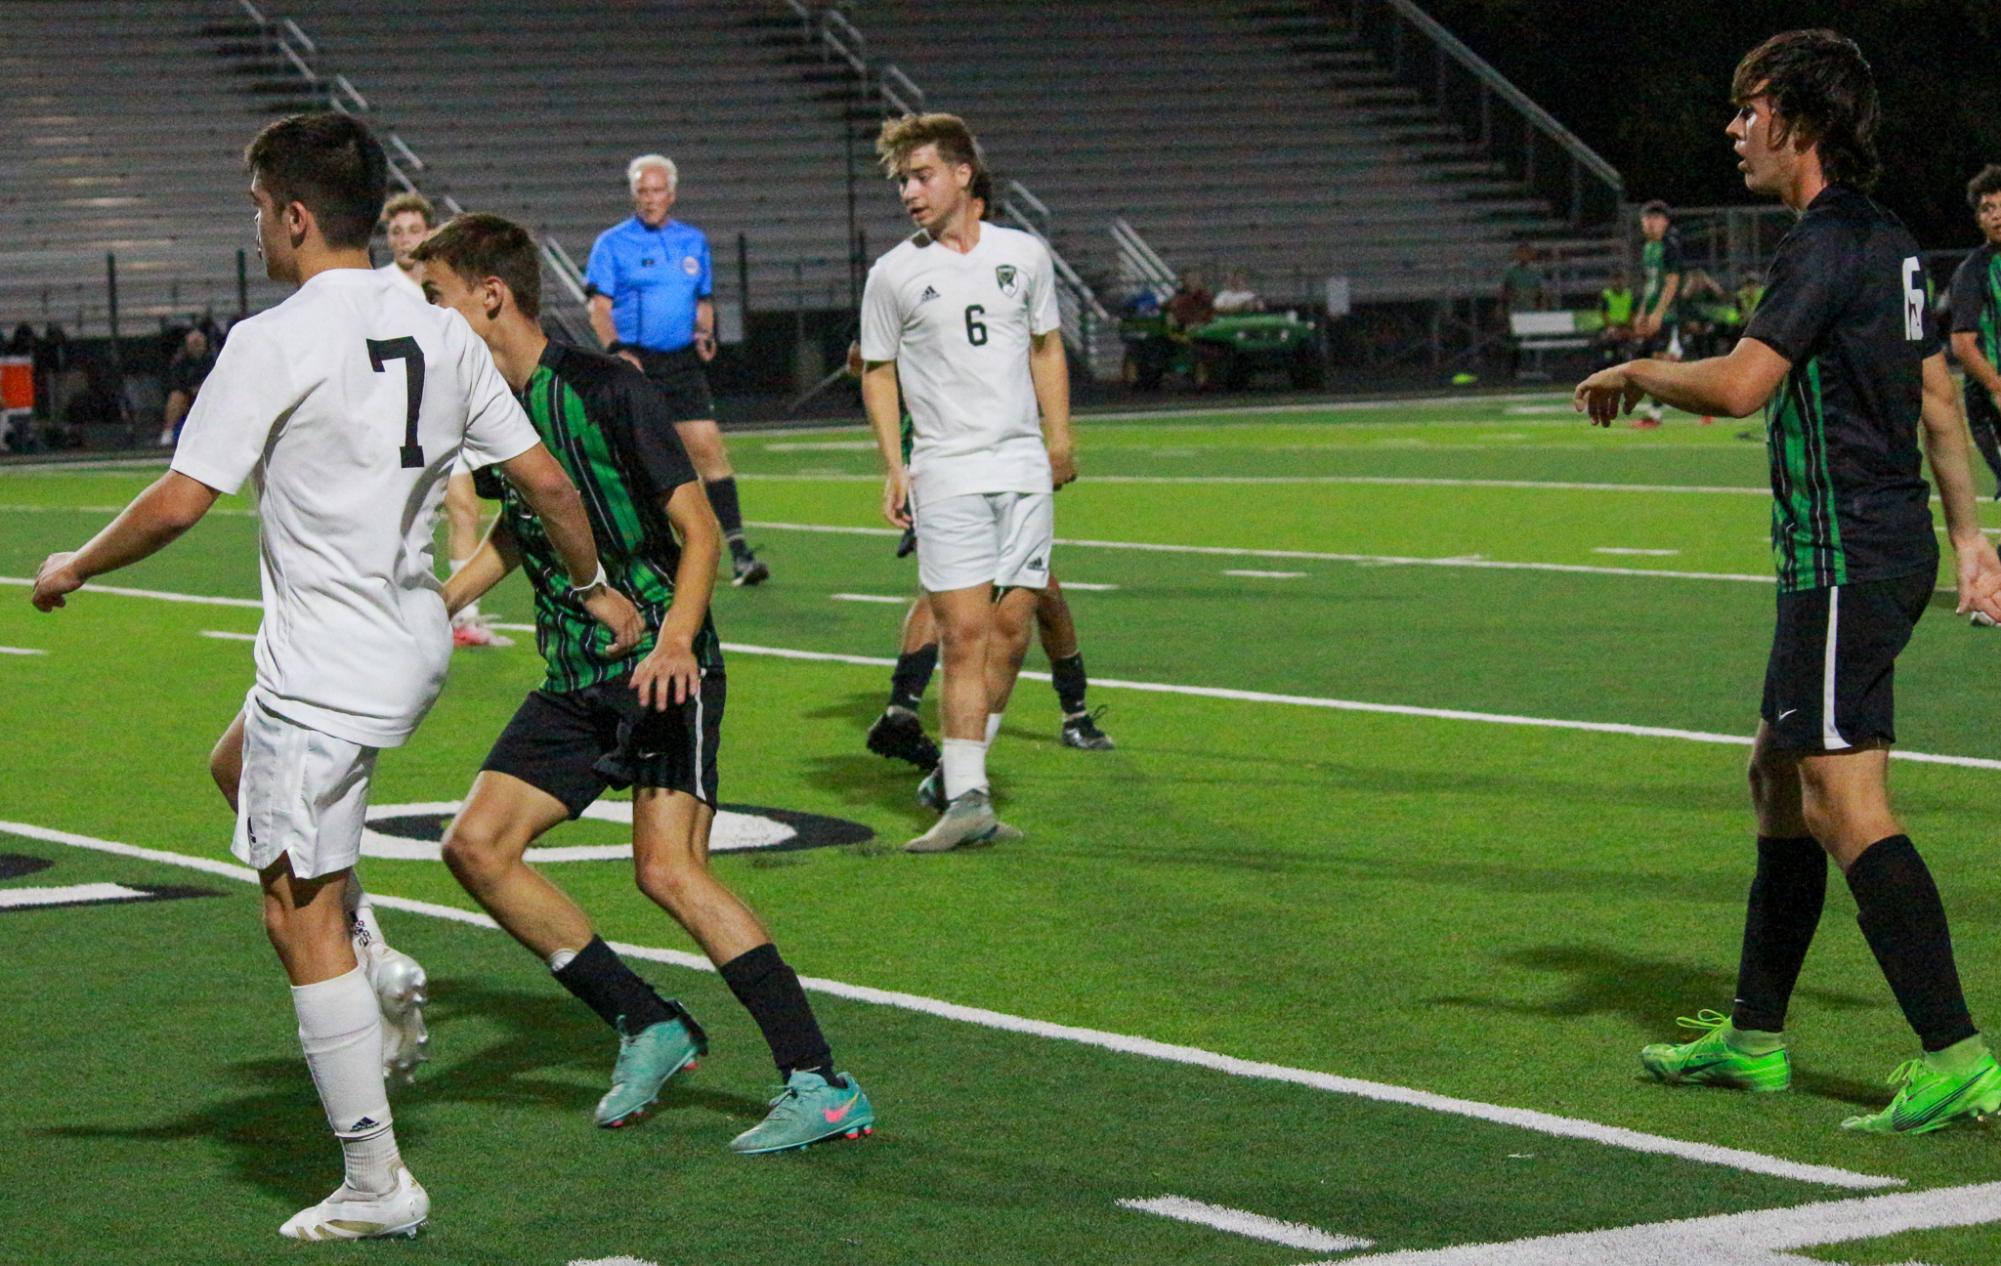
481, 670, 724, 816
633, 346, 717, 424
1759, 569, 1933, 752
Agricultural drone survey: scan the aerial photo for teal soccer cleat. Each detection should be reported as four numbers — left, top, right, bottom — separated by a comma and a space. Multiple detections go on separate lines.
595, 1007, 708, 1128
729, 1070, 875, 1154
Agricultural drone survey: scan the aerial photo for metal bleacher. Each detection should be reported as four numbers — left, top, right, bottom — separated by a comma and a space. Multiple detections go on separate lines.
0, 2, 306, 334
843, 0, 1624, 306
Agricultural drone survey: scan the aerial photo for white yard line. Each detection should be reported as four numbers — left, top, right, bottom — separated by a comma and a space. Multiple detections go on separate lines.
1058, 582, 1119, 591
9, 578, 2001, 774
740, 473, 1774, 492
829, 593, 909, 605
0, 817, 1903, 1191
0, 881, 151, 909
1318, 1180, 2001, 1265
1225, 569, 1307, 579
0, 645, 48, 656
199, 630, 256, 642
1117, 1196, 1371, 1252
1593, 547, 1681, 556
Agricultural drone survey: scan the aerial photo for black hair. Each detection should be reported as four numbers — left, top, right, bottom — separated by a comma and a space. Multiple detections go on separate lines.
243, 112, 388, 250
1968, 165, 2001, 211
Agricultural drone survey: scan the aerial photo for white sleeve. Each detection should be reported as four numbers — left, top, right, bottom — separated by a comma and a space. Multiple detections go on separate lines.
858, 265, 903, 363
169, 322, 298, 495
1027, 242, 1062, 337
453, 317, 540, 471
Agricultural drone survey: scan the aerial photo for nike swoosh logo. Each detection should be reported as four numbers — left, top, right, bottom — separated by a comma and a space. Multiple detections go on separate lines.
1777, 708, 1799, 721
1892, 1069, 1991, 1130
822, 1093, 861, 1125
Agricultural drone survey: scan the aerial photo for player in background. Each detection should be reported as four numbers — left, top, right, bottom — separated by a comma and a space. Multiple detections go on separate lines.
587, 154, 769, 587
417, 214, 872, 1152
31, 114, 640, 1239
380, 192, 509, 647
1947, 164, 2001, 494
841, 339, 1114, 770
859, 113, 1077, 851
1576, 30, 2001, 1134
1632, 200, 1686, 426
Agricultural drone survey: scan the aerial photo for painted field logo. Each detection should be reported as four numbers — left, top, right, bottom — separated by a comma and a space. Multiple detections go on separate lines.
360, 801, 872, 863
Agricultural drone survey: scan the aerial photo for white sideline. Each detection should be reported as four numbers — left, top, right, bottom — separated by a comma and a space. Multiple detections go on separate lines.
0, 645, 47, 655
1317, 1180, 2001, 1265
742, 473, 1776, 494
12, 576, 2001, 774
0, 817, 1902, 1193
1117, 1196, 1372, 1252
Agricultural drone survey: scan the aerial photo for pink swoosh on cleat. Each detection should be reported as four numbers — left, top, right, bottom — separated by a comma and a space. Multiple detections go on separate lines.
822, 1094, 861, 1125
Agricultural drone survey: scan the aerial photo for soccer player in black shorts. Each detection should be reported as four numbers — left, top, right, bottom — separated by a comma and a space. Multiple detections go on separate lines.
1947, 164, 2001, 494
1576, 30, 2001, 1133
414, 214, 873, 1152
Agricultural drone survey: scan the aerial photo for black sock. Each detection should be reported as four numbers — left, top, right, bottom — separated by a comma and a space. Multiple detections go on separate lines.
1730, 835, 1827, 1032
890, 642, 938, 712
718, 943, 835, 1081
705, 477, 750, 558
1846, 835, 1978, 1053
1050, 652, 1088, 716
553, 936, 674, 1033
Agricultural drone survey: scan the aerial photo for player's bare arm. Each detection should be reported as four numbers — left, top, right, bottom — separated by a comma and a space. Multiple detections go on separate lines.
632, 480, 722, 711
1917, 352, 2001, 620
1029, 330, 1076, 487
1574, 336, 1791, 425
442, 518, 522, 618
862, 358, 911, 527
30, 471, 222, 611
1948, 331, 2001, 408
495, 444, 645, 655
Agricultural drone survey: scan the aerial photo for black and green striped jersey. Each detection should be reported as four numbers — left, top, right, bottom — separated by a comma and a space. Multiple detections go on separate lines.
1640, 231, 1683, 318
1743, 184, 1940, 594
479, 341, 723, 692
1948, 243, 2001, 371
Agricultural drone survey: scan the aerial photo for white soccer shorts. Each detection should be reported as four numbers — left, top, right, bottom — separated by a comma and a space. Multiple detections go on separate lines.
231, 691, 380, 880
913, 490, 1054, 593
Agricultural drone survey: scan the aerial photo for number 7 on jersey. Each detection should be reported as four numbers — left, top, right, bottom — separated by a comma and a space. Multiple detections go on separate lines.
366, 337, 427, 468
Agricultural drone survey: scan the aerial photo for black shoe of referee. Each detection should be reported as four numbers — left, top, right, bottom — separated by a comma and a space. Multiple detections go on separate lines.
731, 550, 771, 587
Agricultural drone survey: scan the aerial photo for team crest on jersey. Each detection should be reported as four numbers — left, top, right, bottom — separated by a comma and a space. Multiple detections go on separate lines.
682, 255, 701, 277
995, 264, 1020, 297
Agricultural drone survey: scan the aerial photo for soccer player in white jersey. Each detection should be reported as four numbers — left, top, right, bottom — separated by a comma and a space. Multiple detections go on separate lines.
29, 113, 642, 1242
379, 192, 508, 650
859, 113, 1077, 852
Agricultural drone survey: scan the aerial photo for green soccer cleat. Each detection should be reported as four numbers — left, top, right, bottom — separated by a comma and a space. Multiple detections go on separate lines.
595, 1007, 708, 1129
1840, 1049, 2001, 1135
729, 1070, 875, 1154
1639, 1010, 1791, 1092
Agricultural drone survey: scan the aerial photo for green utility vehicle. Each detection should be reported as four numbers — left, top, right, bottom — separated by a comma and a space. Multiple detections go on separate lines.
1119, 311, 1324, 390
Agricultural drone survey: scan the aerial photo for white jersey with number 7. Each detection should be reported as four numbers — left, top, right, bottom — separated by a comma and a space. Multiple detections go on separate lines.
171, 267, 540, 747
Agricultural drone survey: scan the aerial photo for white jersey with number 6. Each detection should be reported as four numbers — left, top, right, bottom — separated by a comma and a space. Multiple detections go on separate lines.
859, 223, 1061, 502
171, 267, 539, 747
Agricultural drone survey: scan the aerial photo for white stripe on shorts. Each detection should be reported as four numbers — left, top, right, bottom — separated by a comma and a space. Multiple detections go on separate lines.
1822, 586, 1847, 750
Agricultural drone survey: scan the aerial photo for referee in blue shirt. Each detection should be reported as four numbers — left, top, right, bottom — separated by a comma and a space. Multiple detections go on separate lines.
587, 153, 768, 585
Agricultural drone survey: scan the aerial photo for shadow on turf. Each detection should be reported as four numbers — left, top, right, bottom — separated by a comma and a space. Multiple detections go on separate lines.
33, 978, 771, 1205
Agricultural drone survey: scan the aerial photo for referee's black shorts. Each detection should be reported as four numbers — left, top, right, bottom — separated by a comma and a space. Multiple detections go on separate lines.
1759, 569, 1933, 752
631, 345, 716, 424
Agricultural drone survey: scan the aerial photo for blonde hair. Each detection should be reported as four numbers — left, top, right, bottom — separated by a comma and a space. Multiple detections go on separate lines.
875, 113, 987, 190
380, 191, 435, 228
627, 153, 678, 193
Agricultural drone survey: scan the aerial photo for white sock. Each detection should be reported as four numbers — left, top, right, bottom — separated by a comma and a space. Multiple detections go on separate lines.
292, 965, 398, 1195
984, 712, 1004, 745
449, 557, 479, 623
941, 737, 987, 800
343, 876, 385, 954
546, 947, 580, 973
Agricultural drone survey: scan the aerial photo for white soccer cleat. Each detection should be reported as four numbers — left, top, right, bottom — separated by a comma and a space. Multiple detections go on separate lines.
278, 1166, 429, 1241
354, 927, 430, 1086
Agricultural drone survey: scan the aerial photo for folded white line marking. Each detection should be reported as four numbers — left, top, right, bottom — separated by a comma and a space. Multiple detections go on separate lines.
1117, 1196, 1372, 1252
0, 818, 1903, 1191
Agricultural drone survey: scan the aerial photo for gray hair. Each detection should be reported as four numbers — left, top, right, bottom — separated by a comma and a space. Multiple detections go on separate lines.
626, 153, 678, 193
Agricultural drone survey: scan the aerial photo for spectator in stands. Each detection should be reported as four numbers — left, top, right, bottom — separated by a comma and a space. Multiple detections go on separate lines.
1165, 270, 1214, 329
157, 325, 216, 446
1500, 244, 1547, 318
1213, 270, 1262, 314
587, 153, 767, 586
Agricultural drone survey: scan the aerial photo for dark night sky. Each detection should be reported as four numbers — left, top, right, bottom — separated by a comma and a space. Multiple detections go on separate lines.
1411, 1, 2001, 248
